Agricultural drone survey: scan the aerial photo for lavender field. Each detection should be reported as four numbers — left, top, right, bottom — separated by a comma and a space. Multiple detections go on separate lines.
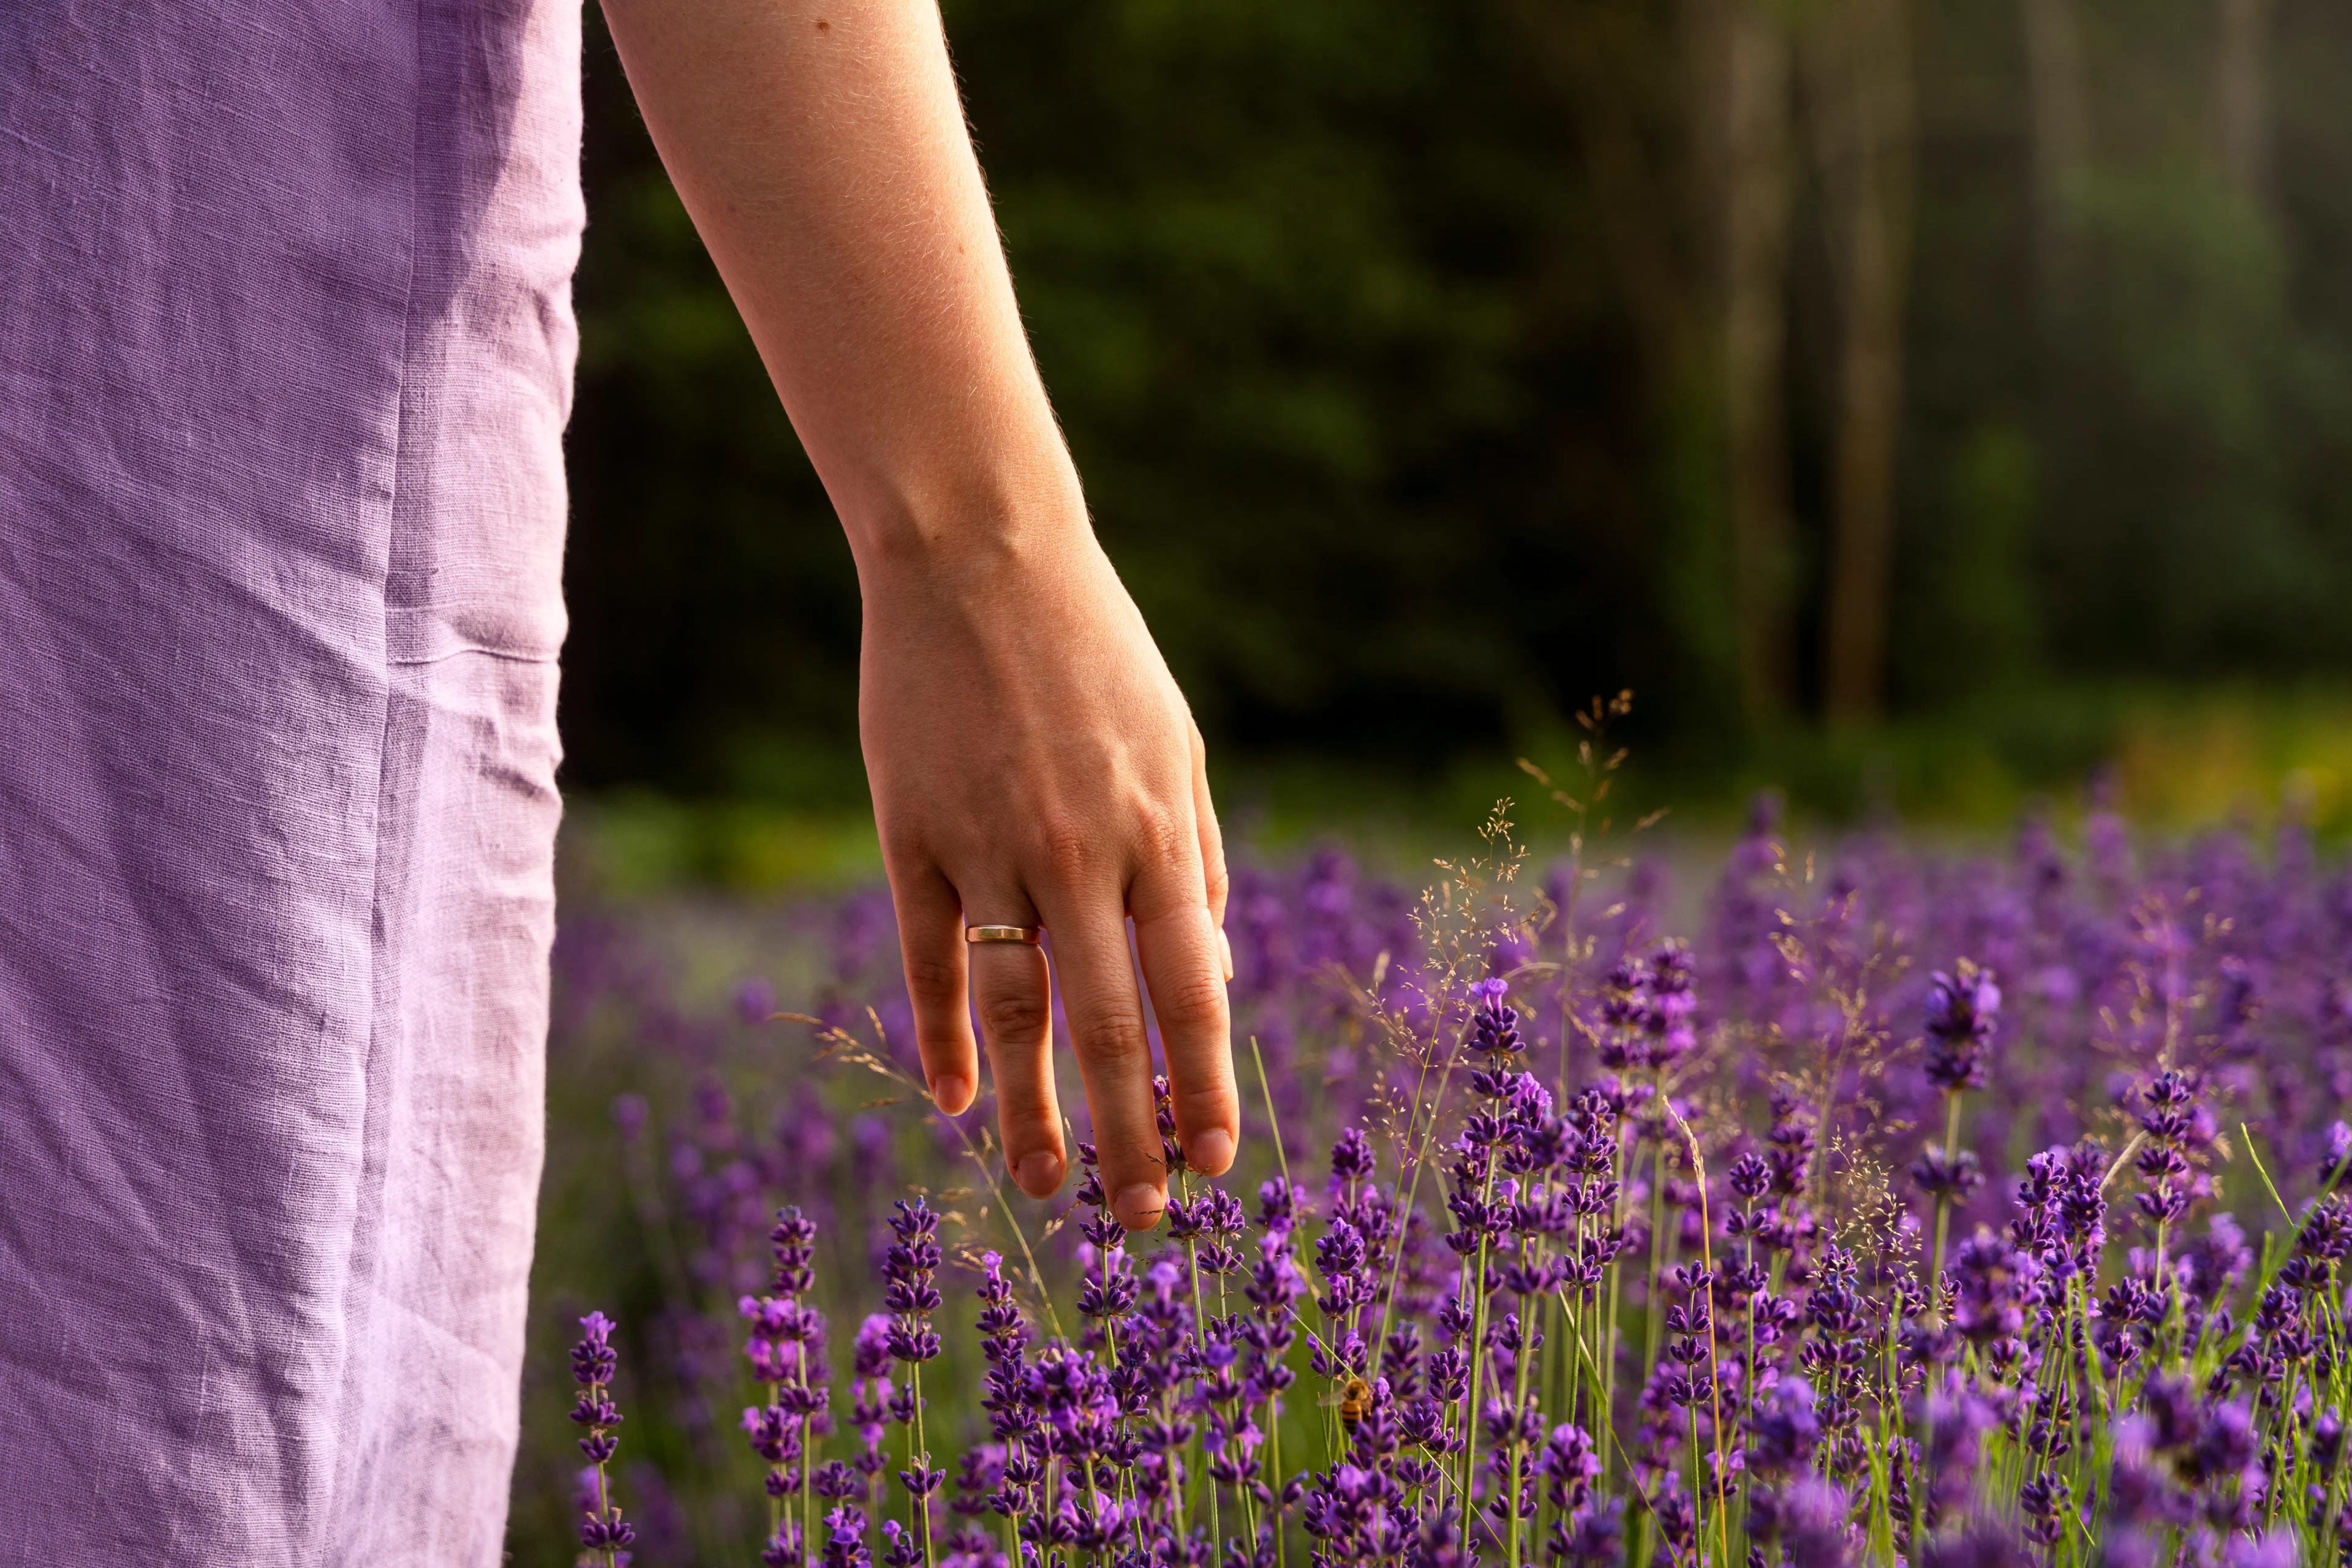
514, 786, 2352, 1568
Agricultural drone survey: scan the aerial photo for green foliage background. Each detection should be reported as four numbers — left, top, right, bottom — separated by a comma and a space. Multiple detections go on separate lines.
559, 0, 2352, 820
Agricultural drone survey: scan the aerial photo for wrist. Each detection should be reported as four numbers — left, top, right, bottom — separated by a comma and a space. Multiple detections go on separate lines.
840, 445, 1093, 590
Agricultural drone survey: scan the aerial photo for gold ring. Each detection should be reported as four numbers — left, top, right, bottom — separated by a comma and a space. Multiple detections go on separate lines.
965, 924, 1044, 946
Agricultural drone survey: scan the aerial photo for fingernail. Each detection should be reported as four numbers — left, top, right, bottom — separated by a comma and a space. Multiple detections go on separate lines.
1189, 1127, 1235, 1175
930, 1073, 972, 1115
1015, 1150, 1063, 1196
1218, 928, 1234, 983
1113, 1183, 1166, 1231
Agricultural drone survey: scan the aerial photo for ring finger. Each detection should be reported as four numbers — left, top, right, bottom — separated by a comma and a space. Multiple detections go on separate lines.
961, 883, 1066, 1198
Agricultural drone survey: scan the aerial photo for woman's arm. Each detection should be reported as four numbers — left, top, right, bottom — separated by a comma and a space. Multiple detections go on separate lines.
600, 0, 1235, 1229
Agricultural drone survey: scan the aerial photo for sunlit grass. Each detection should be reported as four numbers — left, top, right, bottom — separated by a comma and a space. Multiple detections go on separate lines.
564, 682, 2352, 899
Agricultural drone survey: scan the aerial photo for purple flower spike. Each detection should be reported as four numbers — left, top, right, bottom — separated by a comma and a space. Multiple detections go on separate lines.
568, 1311, 636, 1561
735, 975, 778, 1025
823, 1505, 874, 1568
609, 1093, 648, 1141
2221, 1529, 2297, 1568
882, 1198, 944, 1362
1923, 960, 1999, 1091
741, 1207, 831, 1508
1920, 1520, 2030, 1568
2320, 1120, 2351, 1188
1911, 1144, 1985, 1202
1765, 1476, 1852, 1568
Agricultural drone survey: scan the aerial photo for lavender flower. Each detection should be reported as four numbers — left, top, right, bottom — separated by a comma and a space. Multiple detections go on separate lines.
545, 812, 2352, 1568
883, 1198, 945, 1365
570, 1311, 637, 1563
742, 1205, 829, 1562
1923, 961, 2000, 1092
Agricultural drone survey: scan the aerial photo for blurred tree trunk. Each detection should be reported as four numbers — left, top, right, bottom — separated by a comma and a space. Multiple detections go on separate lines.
1506, 0, 1736, 725
2019, 0, 2088, 300
1811, 0, 1915, 723
1715, 0, 1798, 725
1509, 0, 1797, 728
2215, 0, 2272, 211
1509, 1, 1691, 363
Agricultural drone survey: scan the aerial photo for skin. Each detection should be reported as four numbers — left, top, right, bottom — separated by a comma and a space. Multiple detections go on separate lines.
600, 0, 1238, 1229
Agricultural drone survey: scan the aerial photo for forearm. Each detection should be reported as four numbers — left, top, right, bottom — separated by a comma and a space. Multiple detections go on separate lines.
600, 0, 1237, 1217
600, 0, 1085, 573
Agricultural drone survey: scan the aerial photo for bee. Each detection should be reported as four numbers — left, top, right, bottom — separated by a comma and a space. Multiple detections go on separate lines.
1321, 1374, 1372, 1428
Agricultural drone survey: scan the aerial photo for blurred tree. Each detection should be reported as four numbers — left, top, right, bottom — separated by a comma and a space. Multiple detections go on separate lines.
2019, 0, 2089, 301
1504, 0, 1753, 731
1716, 0, 1803, 725
1811, 0, 1917, 722
2214, 0, 2271, 209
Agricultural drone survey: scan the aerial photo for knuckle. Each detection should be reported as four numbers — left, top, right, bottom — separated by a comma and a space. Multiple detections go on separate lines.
1202, 857, 1232, 908
1133, 799, 1192, 872
978, 989, 1050, 1043
878, 821, 932, 871
1071, 1008, 1148, 1068
1030, 815, 1096, 882
1152, 968, 1229, 1032
902, 952, 962, 1006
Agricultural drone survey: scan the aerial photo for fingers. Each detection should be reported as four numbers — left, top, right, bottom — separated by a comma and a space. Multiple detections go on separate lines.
906, 719, 1232, 1227
1035, 878, 1167, 1231
1189, 717, 1233, 982
1131, 824, 1239, 1183
964, 889, 1066, 1199
885, 858, 979, 1117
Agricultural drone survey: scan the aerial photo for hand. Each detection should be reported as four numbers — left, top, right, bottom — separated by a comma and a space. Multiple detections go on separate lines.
858, 514, 1236, 1230
600, 0, 1233, 1226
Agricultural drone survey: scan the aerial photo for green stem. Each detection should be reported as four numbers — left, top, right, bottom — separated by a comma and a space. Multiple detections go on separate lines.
910, 1359, 935, 1566
1928, 1090, 1964, 1325
596, 1447, 617, 1568
1461, 1226, 1494, 1556
1268, 1383, 1288, 1568
764, 1373, 783, 1551
1185, 1223, 1224, 1561
1507, 1247, 1542, 1568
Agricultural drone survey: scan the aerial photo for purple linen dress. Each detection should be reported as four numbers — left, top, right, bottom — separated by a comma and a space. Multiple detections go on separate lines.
1, 1, 581, 1558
